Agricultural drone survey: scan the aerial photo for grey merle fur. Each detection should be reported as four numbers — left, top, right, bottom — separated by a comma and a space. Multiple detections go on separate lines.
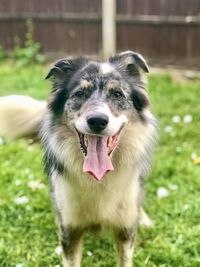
40, 51, 156, 267
45, 52, 150, 118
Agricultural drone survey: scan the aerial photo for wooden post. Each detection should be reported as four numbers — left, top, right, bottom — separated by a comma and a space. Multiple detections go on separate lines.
102, 0, 116, 60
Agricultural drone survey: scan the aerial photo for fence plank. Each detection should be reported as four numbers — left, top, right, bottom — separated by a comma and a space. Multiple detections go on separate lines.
0, 0, 199, 64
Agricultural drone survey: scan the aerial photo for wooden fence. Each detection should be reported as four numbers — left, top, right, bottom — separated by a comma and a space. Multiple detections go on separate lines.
0, 0, 200, 64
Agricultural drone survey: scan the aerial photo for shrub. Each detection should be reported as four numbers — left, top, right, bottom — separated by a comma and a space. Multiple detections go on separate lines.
0, 45, 7, 61
11, 19, 46, 66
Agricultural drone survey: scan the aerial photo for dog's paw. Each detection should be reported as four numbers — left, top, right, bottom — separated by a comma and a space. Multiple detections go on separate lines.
138, 208, 154, 228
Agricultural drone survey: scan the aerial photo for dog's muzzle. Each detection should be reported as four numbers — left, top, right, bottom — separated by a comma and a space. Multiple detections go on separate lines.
75, 111, 124, 181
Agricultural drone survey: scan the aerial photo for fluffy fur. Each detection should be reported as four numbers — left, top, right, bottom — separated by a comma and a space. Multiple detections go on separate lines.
0, 95, 46, 139
0, 51, 157, 267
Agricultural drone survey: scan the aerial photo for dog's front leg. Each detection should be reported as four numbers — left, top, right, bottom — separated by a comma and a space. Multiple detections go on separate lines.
60, 225, 84, 267
115, 227, 137, 267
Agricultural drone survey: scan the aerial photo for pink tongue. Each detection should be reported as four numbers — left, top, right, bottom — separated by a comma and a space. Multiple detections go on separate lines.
83, 135, 114, 180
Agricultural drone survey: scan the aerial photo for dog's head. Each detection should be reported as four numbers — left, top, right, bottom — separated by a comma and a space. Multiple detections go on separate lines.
46, 51, 150, 180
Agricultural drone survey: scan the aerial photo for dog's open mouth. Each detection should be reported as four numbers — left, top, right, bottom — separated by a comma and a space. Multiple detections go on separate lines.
76, 129, 122, 181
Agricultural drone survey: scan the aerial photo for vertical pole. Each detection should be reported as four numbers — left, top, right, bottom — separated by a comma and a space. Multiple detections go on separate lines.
102, 0, 116, 60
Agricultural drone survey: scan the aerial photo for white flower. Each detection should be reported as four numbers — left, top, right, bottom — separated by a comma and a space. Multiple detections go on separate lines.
87, 251, 93, 257
183, 115, 193, 124
183, 204, 189, 211
157, 187, 169, 199
15, 196, 29, 205
0, 137, 4, 145
168, 184, 178, 191
16, 264, 23, 267
191, 152, 197, 160
172, 115, 181, 123
27, 146, 33, 151
54, 265, 61, 267
15, 180, 22, 186
55, 246, 62, 255
164, 125, 173, 133
28, 181, 45, 190
24, 168, 31, 174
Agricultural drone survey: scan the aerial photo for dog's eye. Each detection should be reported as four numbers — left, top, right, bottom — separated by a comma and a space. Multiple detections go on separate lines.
72, 90, 84, 98
111, 90, 124, 99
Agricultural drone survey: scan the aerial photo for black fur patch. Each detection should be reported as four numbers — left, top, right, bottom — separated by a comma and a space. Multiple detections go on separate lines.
116, 226, 137, 243
46, 57, 90, 116
48, 85, 69, 116
43, 148, 64, 177
60, 225, 83, 257
131, 89, 149, 112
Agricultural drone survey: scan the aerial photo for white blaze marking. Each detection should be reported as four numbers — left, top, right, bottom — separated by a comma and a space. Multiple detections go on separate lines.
101, 63, 114, 74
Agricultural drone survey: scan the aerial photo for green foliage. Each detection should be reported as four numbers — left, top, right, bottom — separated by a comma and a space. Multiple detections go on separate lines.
0, 45, 7, 61
11, 20, 46, 66
0, 64, 200, 266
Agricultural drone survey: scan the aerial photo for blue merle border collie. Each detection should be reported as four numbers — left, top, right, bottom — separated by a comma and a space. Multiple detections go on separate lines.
0, 51, 157, 267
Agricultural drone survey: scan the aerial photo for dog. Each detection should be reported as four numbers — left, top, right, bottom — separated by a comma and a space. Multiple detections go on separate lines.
0, 51, 157, 267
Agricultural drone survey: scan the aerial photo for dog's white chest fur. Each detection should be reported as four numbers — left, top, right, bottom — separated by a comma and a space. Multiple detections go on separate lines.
52, 168, 140, 229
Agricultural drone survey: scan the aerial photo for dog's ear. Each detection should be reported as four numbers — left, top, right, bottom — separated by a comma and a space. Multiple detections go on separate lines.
109, 51, 149, 75
46, 57, 88, 115
110, 51, 149, 111
45, 59, 72, 80
45, 57, 89, 81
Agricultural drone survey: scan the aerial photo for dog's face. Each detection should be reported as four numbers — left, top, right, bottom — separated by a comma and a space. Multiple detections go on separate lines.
46, 51, 150, 180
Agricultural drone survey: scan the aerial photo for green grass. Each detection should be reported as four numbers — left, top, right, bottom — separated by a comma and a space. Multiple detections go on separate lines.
0, 61, 200, 267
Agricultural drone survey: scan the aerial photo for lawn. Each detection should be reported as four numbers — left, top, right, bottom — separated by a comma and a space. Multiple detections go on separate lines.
0, 61, 200, 267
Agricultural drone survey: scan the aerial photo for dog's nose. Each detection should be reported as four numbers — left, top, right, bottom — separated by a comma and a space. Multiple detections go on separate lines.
87, 113, 109, 133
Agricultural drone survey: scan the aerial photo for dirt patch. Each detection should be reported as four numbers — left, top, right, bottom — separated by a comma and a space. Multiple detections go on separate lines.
151, 67, 200, 83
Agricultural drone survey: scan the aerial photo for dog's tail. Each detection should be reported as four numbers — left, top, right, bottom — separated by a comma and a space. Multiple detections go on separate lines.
0, 95, 46, 139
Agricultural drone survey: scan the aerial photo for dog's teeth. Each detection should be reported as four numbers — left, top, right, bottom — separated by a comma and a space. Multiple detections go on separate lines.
84, 135, 88, 147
